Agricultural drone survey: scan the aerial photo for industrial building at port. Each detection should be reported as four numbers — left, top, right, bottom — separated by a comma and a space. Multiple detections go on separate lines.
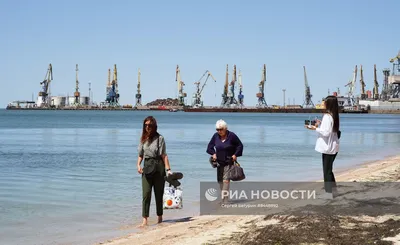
6, 50, 400, 113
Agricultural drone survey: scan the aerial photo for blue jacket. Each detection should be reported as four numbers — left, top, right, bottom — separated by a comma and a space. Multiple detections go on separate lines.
206, 130, 243, 164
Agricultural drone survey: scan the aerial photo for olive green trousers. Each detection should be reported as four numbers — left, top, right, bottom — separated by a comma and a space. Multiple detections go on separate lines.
142, 160, 165, 217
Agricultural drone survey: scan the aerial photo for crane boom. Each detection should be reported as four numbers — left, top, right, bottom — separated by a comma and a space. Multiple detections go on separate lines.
389, 50, 400, 64
224, 65, 229, 95
135, 68, 142, 107
74, 64, 80, 105
220, 64, 229, 107
200, 71, 216, 94
108, 69, 111, 86
303, 66, 308, 88
113, 64, 118, 94
353, 65, 358, 93
360, 65, 366, 99
345, 65, 357, 95
105, 68, 111, 103
344, 65, 357, 108
176, 65, 186, 106
193, 70, 216, 108
176, 65, 180, 94
373, 64, 379, 99
138, 68, 141, 93
232, 65, 237, 83
195, 70, 208, 94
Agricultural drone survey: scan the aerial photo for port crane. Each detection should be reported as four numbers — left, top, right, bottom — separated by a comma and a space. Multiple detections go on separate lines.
38, 63, 53, 107
221, 65, 229, 107
256, 64, 268, 108
302, 66, 314, 108
373, 64, 379, 100
238, 69, 244, 107
343, 65, 357, 108
105, 64, 120, 107
359, 65, 366, 99
192, 70, 217, 108
73, 64, 81, 106
176, 65, 187, 106
388, 50, 400, 98
135, 68, 142, 107
226, 65, 239, 107
381, 68, 391, 100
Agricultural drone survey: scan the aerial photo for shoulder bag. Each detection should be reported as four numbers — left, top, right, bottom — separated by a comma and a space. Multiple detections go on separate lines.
143, 136, 160, 178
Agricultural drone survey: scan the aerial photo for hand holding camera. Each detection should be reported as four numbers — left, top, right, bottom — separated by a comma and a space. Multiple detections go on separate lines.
304, 124, 316, 130
304, 116, 320, 130
314, 118, 321, 127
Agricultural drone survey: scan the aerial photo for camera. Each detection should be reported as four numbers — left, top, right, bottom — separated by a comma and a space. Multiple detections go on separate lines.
304, 119, 317, 126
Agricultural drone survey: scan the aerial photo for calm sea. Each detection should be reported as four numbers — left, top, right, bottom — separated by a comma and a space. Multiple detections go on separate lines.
0, 110, 399, 245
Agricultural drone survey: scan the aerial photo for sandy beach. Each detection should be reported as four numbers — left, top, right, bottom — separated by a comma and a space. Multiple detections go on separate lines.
99, 155, 400, 245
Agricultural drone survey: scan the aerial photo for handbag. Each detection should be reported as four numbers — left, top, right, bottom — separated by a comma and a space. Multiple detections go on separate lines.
163, 186, 183, 209
228, 161, 245, 181
142, 137, 160, 177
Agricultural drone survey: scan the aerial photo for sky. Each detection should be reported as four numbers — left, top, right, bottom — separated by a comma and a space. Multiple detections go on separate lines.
1, 0, 399, 108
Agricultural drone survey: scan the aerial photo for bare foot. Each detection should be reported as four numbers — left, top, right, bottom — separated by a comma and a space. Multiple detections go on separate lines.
157, 216, 163, 223
137, 217, 148, 228
137, 223, 148, 229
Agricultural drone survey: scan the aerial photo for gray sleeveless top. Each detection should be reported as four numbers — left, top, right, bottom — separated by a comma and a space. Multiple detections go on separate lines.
138, 134, 167, 158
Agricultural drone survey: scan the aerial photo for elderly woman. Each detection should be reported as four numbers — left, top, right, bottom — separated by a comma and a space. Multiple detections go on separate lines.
206, 119, 243, 201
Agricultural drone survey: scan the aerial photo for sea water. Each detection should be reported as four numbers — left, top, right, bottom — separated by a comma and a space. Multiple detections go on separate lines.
0, 110, 399, 245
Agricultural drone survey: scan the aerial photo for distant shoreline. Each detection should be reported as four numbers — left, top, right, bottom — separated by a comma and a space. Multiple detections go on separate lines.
3, 106, 400, 114
99, 154, 400, 245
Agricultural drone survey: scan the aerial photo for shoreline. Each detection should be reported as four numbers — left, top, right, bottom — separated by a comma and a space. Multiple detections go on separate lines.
3, 107, 400, 114
98, 154, 400, 245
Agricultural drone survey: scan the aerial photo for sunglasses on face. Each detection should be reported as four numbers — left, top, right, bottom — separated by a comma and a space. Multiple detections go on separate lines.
216, 128, 223, 131
144, 123, 153, 127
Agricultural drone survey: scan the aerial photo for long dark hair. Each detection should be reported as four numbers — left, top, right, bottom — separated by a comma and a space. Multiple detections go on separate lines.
324, 95, 340, 132
140, 116, 159, 144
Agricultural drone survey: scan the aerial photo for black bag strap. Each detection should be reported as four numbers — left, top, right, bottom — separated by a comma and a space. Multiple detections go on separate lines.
157, 136, 160, 157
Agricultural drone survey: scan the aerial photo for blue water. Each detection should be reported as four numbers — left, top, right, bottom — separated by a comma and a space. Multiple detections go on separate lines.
0, 110, 399, 245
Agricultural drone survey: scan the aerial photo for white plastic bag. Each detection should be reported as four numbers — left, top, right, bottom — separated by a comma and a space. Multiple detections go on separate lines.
163, 186, 183, 209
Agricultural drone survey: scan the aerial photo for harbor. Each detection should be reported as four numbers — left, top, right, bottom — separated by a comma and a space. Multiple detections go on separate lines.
5, 51, 400, 114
